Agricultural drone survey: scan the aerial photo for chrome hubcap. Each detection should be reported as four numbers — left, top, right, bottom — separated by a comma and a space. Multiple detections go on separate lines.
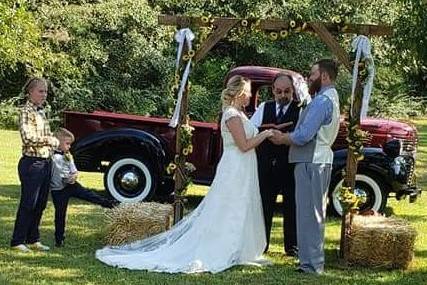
120, 172, 139, 191
354, 188, 368, 204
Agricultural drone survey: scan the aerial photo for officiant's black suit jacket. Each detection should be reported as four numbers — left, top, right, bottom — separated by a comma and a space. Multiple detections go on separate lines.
256, 99, 301, 252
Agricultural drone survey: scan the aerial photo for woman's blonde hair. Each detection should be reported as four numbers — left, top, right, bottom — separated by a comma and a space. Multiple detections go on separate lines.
23, 77, 48, 95
221, 75, 250, 108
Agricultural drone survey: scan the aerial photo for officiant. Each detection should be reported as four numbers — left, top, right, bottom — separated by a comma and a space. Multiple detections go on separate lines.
250, 73, 301, 256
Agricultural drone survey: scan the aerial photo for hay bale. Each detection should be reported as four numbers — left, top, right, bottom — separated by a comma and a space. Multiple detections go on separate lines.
347, 215, 417, 269
104, 202, 174, 246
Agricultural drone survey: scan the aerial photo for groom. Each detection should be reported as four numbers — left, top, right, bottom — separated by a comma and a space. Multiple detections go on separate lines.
270, 59, 340, 274
250, 73, 300, 256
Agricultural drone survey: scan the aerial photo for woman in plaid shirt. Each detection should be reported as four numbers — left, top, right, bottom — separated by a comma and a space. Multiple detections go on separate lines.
10, 77, 59, 252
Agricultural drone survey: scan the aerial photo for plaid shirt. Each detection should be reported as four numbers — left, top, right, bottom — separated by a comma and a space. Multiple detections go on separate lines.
19, 101, 59, 158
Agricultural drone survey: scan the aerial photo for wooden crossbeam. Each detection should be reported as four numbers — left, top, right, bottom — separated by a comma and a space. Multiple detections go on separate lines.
309, 22, 353, 72
194, 18, 240, 63
158, 15, 392, 36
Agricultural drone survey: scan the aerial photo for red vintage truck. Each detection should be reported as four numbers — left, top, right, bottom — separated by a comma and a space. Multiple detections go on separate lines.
64, 66, 420, 216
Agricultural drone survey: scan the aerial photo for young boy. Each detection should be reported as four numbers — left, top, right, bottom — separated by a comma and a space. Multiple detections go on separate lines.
51, 128, 115, 247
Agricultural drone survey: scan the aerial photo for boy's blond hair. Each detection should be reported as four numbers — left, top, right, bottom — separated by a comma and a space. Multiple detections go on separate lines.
55, 128, 75, 142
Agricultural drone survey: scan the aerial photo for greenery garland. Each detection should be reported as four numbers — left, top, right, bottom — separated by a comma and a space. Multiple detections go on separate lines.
166, 119, 196, 195
338, 48, 372, 214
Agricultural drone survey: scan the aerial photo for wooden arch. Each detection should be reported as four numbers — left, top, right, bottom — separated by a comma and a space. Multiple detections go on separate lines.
159, 15, 392, 260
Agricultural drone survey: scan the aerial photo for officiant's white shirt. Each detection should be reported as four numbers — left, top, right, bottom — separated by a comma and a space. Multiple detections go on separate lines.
250, 101, 291, 127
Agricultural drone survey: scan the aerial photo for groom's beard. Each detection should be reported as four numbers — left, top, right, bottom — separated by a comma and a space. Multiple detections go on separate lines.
308, 77, 321, 96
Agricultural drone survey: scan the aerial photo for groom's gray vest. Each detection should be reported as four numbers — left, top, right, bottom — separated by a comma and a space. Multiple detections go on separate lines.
289, 87, 340, 164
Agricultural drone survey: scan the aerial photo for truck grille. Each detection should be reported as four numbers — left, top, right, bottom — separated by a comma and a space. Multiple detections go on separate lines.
403, 156, 416, 186
401, 138, 417, 157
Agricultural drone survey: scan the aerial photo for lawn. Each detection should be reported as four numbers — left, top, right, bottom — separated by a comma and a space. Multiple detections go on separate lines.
0, 119, 426, 285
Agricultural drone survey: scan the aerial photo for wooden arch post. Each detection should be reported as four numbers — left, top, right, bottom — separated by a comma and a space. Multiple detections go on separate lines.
158, 16, 392, 254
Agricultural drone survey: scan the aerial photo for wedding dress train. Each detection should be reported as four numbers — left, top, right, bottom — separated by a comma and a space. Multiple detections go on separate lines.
96, 106, 267, 273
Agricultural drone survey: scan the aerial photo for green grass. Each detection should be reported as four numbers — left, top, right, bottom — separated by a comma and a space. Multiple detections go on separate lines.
1, 120, 427, 285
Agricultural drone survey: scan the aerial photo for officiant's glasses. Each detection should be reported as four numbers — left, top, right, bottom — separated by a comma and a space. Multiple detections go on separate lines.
273, 87, 293, 95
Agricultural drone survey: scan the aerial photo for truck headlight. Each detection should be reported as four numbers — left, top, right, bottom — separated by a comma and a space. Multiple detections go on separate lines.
383, 139, 402, 159
391, 156, 405, 176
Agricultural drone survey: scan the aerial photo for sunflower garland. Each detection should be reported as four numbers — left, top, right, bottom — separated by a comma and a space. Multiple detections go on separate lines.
194, 15, 214, 52
338, 112, 371, 211
339, 60, 372, 212
229, 18, 314, 42
165, 120, 196, 195
338, 186, 362, 214
346, 119, 370, 162
269, 20, 308, 41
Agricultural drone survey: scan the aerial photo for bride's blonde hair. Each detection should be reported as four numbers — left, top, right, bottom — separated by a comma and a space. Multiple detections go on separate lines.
221, 75, 250, 108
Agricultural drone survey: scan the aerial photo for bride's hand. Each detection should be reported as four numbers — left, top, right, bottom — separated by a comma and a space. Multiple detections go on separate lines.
261, 129, 274, 138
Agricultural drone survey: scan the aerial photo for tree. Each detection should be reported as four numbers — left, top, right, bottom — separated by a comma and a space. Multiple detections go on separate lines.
0, 1, 46, 98
393, 0, 427, 98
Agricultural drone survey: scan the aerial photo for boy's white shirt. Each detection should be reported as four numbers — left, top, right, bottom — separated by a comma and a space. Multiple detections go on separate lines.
50, 152, 78, 191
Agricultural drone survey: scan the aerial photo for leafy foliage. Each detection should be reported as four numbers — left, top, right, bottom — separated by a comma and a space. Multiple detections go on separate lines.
0, 0, 425, 126
0, 98, 20, 130
392, 0, 427, 99
0, 2, 44, 73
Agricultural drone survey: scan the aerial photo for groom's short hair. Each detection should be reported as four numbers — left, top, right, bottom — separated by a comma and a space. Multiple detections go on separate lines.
315, 59, 339, 81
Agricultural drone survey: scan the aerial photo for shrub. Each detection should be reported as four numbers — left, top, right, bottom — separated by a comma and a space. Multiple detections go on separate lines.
0, 98, 20, 130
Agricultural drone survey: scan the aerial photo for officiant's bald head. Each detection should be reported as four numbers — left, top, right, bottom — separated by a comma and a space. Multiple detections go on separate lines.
272, 73, 294, 105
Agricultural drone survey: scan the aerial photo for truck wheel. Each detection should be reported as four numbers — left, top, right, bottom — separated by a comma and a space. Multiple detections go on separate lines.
329, 173, 387, 216
104, 157, 157, 203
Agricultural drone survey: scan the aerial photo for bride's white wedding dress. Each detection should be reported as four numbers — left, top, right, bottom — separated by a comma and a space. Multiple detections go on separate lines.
96, 106, 267, 273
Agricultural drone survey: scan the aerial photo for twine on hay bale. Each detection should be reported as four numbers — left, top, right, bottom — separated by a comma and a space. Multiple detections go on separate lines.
104, 202, 174, 246
347, 215, 417, 269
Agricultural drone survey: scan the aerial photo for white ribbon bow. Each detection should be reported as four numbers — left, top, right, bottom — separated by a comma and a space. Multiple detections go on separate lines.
350, 35, 375, 119
169, 28, 195, 128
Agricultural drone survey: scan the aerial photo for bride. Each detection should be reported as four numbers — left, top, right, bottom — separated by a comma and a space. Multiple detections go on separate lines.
96, 75, 274, 273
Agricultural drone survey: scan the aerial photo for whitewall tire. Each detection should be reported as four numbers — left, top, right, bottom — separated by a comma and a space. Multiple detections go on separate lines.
104, 157, 156, 203
330, 173, 387, 216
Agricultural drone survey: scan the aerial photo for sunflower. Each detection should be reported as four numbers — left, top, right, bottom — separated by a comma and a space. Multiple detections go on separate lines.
280, 30, 289, 38
166, 163, 177, 174
356, 154, 365, 161
182, 148, 189, 156
269, 32, 278, 40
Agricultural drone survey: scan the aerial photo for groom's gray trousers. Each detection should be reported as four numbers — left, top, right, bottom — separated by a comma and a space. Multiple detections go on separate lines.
294, 162, 331, 274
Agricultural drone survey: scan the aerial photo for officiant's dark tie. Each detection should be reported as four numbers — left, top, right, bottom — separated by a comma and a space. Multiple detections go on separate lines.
277, 104, 285, 124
